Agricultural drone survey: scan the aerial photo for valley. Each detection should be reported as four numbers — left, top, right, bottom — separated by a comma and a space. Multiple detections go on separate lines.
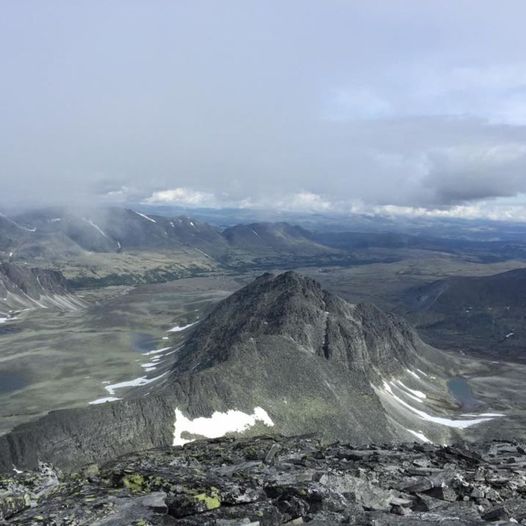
0, 276, 242, 434
1, 208, 526, 521
2, 219, 526, 443
0, 266, 524, 473
0, 244, 525, 433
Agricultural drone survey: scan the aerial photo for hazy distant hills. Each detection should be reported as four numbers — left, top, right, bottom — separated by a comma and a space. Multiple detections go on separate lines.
404, 268, 526, 360
11, 208, 227, 255
0, 271, 503, 472
4, 206, 526, 290
313, 230, 526, 262
0, 207, 357, 288
2, 208, 335, 260
223, 222, 331, 255
6, 206, 526, 263
406, 268, 526, 312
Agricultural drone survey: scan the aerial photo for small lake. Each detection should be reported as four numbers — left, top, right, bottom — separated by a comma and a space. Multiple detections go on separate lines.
0, 371, 28, 395
0, 325, 20, 335
447, 376, 481, 411
131, 333, 158, 353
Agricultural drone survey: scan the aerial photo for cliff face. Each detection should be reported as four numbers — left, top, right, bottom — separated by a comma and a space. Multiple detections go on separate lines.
0, 272, 483, 473
0, 262, 84, 313
0, 396, 175, 473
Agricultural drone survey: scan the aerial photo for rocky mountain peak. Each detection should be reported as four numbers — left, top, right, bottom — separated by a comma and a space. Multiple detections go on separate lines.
0, 272, 499, 474
171, 271, 419, 380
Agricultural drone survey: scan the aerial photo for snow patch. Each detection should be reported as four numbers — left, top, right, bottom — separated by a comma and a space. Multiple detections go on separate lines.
84, 218, 110, 239
141, 362, 157, 369
173, 407, 274, 446
0, 212, 36, 232
407, 369, 420, 380
134, 211, 157, 223
394, 380, 426, 400
462, 412, 505, 417
406, 429, 432, 443
168, 321, 197, 332
377, 381, 503, 429
143, 346, 171, 356
104, 372, 167, 396
89, 397, 121, 405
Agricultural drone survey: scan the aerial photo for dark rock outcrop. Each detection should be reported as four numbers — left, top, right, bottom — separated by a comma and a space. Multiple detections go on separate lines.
0, 397, 175, 474
3, 435, 526, 524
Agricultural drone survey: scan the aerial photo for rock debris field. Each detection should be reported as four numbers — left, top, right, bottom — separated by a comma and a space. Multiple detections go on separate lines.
2, 435, 526, 525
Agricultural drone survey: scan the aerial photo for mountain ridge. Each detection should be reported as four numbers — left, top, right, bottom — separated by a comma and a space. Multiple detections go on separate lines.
0, 271, 505, 472
3, 208, 333, 258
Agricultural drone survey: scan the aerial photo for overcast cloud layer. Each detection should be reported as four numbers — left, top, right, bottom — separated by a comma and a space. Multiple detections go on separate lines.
2, 1, 526, 220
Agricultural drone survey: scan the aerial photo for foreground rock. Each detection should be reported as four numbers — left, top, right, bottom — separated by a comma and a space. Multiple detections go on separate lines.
3, 436, 526, 525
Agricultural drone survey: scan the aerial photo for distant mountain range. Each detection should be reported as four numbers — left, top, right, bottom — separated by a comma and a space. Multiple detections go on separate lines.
312, 230, 526, 262
0, 207, 340, 261
4, 206, 526, 267
0, 272, 504, 472
4, 205, 526, 291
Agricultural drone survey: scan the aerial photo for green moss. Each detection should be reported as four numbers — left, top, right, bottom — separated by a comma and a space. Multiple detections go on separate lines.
122, 473, 145, 493
193, 487, 221, 510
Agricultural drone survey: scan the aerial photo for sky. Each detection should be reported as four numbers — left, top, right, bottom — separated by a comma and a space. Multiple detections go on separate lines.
2, 1, 526, 220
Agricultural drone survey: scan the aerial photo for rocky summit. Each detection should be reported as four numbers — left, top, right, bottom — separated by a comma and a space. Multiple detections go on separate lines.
3, 435, 526, 525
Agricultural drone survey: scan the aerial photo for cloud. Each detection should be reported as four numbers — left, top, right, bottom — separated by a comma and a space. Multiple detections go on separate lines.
244, 192, 333, 213
140, 185, 526, 223
144, 188, 217, 207
369, 196, 526, 223
100, 185, 144, 203
281, 192, 332, 212
2, 1, 526, 217
323, 88, 393, 121
421, 144, 526, 205
327, 63, 526, 126
143, 188, 333, 213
